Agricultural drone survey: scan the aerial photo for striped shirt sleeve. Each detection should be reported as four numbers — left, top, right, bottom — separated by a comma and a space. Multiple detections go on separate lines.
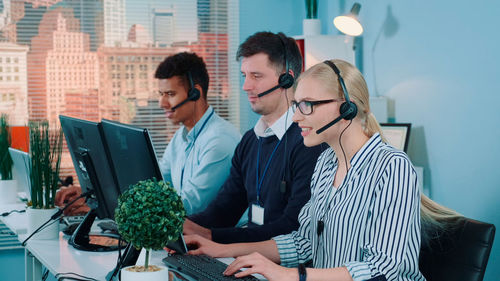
344, 155, 421, 281
273, 198, 314, 267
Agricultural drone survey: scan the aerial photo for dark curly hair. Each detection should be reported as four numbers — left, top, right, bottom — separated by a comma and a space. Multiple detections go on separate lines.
155, 52, 209, 99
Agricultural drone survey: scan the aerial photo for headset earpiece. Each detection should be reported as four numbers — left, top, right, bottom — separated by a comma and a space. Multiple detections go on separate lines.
187, 87, 201, 101
278, 72, 294, 89
323, 60, 357, 121
277, 33, 294, 89
186, 71, 200, 102
339, 100, 357, 120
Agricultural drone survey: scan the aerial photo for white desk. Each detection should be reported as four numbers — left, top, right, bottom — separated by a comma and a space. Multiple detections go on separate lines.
0, 202, 28, 235
22, 232, 118, 281
2, 204, 265, 281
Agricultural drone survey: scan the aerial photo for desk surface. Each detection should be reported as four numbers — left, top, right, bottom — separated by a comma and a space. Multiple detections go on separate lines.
1, 202, 266, 281
24, 233, 118, 280
0, 202, 28, 235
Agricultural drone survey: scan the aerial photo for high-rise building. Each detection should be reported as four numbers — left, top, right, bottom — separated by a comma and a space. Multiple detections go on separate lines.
152, 8, 174, 46
97, 42, 187, 154
102, 0, 126, 47
128, 24, 150, 46
28, 8, 99, 125
0, 41, 29, 125
48, 0, 127, 50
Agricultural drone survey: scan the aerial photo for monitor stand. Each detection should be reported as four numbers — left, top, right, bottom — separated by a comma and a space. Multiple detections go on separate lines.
68, 209, 125, 252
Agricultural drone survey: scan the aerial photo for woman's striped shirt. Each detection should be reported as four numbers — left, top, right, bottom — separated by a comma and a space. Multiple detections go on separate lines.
273, 133, 426, 281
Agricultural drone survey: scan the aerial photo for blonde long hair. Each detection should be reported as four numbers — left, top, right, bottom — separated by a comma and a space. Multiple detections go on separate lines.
296, 59, 462, 242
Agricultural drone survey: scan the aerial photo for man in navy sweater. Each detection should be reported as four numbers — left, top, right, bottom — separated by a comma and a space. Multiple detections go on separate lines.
183, 31, 324, 243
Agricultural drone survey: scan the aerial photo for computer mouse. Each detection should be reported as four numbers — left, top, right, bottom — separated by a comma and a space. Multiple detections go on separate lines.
62, 223, 80, 236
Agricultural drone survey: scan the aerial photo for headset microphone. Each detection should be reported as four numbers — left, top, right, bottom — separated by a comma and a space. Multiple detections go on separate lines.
171, 98, 190, 111
257, 33, 295, 98
257, 84, 281, 98
316, 106, 355, 134
171, 71, 201, 111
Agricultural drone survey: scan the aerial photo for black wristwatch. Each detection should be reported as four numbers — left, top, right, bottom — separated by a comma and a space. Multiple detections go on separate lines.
298, 263, 307, 281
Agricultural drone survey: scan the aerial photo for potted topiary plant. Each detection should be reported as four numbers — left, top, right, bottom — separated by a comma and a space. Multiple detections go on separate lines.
0, 114, 17, 204
26, 120, 63, 240
304, 0, 321, 36
115, 178, 185, 281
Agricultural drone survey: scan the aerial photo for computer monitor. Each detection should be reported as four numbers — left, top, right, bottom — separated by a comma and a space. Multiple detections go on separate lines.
380, 123, 411, 153
60, 115, 123, 252
100, 119, 163, 192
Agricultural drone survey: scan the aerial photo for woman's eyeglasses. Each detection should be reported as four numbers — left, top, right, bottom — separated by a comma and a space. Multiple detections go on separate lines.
291, 99, 338, 115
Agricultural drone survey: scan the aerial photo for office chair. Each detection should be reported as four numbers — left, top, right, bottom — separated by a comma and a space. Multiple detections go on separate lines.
419, 217, 495, 281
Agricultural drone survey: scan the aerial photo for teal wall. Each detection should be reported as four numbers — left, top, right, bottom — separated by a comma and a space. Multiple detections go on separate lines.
239, 0, 303, 131
240, 1, 500, 280
0, 249, 25, 280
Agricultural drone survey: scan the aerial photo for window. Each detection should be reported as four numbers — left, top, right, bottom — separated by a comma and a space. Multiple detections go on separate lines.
2, 0, 240, 181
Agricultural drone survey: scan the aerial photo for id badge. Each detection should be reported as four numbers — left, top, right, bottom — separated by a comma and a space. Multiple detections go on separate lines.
251, 204, 264, 225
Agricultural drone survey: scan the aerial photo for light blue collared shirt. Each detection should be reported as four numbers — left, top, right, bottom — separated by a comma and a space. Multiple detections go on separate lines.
159, 106, 241, 215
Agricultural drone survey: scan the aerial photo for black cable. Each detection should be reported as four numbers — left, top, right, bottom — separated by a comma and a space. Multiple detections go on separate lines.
282, 89, 290, 188
1, 209, 26, 216
339, 119, 353, 173
55, 272, 99, 281
108, 236, 124, 280
42, 268, 49, 281
22, 192, 91, 246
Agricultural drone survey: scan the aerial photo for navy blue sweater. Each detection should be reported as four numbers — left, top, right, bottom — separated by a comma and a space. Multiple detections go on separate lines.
189, 122, 324, 243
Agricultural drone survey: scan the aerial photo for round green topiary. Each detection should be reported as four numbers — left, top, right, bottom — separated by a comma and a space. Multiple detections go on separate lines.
114, 178, 186, 251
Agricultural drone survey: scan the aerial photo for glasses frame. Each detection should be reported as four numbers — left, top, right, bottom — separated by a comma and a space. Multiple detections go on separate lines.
292, 99, 338, 115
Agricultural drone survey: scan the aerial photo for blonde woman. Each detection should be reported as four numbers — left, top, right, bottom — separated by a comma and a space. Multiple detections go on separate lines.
185, 60, 460, 281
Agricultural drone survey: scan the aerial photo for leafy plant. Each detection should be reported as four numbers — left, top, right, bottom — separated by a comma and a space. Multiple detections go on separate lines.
0, 114, 13, 181
29, 120, 63, 209
305, 0, 318, 19
115, 178, 186, 270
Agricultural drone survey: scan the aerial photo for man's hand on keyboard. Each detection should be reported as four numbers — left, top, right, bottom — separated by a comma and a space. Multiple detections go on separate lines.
224, 252, 297, 281
183, 219, 212, 240
184, 234, 228, 258
55, 185, 90, 216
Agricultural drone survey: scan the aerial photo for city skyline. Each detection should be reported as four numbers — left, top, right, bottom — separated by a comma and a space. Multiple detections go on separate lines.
0, 0, 236, 180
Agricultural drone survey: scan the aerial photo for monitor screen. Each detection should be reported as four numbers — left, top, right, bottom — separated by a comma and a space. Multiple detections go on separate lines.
100, 119, 162, 193
60, 115, 121, 219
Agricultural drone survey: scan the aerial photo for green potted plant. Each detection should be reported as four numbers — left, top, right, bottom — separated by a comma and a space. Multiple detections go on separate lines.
304, 0, 321, 35
115, 178, 185, 280
0, 114, 17, 204
26, 120, 63, 240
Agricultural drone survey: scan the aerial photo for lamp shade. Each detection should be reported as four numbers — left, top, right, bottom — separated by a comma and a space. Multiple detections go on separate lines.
334, 3, 363, 36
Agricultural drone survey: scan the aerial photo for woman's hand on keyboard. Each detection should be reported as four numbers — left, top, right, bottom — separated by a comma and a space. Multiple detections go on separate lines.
224, 252, 297, 281
184, 234, 229, 258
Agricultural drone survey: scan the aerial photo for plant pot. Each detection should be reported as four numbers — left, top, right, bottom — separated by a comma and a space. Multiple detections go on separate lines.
121, 265, 168, 281
303, 18, 321, 36
0, 179, 18, 204
27, 207, 59, 240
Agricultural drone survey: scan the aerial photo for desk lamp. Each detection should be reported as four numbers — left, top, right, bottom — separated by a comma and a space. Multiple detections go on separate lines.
334, 3, 363, 36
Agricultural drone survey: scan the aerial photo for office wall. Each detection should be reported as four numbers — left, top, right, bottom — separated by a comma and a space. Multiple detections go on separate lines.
240, 0, 500, 280
239, 0, 303, 131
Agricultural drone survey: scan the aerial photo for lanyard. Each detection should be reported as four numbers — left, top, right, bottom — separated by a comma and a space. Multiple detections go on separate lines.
255, 136, 283, 205
180, 110, 215, 189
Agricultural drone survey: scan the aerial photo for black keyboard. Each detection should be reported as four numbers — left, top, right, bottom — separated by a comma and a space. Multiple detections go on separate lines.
163, 254, 259, 281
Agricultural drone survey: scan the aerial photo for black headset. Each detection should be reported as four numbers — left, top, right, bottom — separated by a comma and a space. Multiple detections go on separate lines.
171, 70, 201, 111
257, 33, 295, 97
186, 70, 201, 101
316, 60, 358, 134
276, 33, 295, 90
